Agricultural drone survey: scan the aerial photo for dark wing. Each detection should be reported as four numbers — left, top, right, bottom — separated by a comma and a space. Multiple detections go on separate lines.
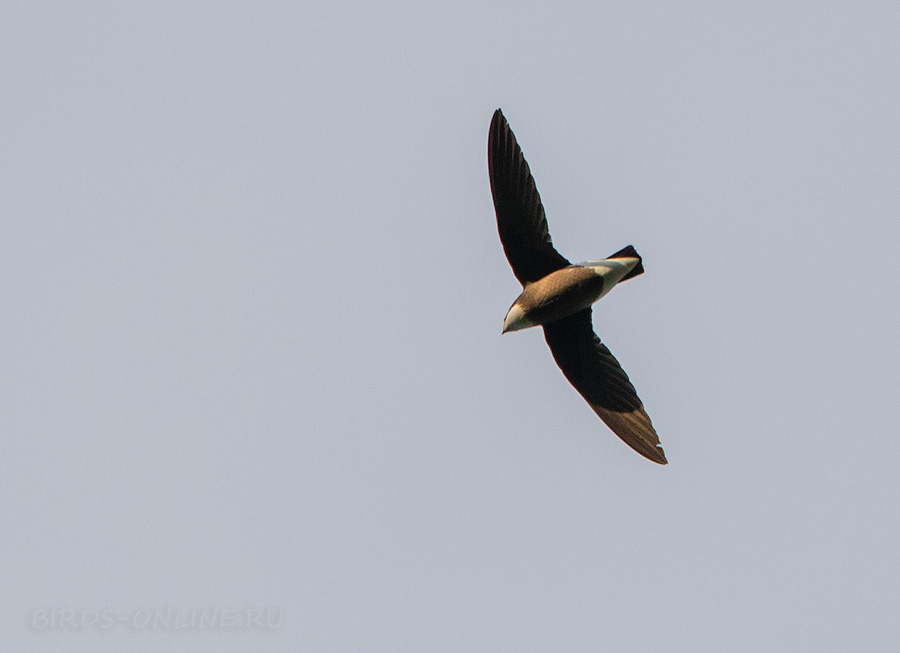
488, 109, 570, 285
543, 309, 667, 464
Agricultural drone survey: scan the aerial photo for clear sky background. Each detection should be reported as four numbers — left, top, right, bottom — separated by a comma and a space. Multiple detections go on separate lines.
2, 2, 899, 651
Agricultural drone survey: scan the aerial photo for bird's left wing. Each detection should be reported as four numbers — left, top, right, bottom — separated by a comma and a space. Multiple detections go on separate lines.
488, 109, 571, 285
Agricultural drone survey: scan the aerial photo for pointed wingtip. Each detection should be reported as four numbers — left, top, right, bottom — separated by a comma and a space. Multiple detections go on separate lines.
491, 108, 506, 130
619, 431, 667, 465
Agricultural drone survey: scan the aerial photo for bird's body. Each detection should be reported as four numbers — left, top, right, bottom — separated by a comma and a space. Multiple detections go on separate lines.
502, 255, 641, 333
488, 109, 667, 465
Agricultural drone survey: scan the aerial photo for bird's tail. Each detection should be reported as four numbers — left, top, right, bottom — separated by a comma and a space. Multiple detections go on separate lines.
608, 245, 644, 281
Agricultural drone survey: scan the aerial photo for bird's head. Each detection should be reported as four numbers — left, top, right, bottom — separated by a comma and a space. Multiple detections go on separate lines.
502, 303, 535, 334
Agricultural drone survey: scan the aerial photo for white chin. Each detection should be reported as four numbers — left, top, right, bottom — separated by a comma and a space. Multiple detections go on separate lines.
503, 305, 534, 332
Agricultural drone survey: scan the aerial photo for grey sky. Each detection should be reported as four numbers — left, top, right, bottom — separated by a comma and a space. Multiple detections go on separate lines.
2, 2, 899, 651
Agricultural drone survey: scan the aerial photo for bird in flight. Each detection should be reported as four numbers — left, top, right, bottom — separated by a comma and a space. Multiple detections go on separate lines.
488, 109, 667, 465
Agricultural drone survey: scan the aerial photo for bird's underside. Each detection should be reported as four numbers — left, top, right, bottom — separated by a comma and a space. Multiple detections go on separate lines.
488, 108, 667, 465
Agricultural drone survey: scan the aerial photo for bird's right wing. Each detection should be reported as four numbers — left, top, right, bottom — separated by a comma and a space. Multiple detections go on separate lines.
543, 309, 667, 464
488, 109, 570, 285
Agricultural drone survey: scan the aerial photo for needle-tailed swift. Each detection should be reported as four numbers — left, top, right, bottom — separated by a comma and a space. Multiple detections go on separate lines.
489, 109, 667, 465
